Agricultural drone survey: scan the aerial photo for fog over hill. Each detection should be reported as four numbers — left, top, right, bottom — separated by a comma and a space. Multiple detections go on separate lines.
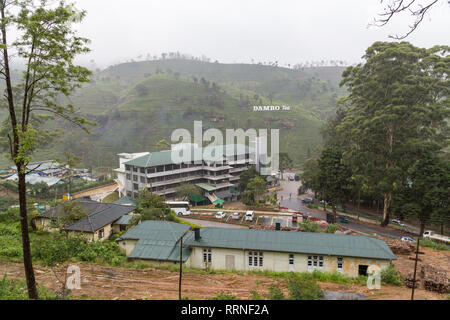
0, 59, 347, 169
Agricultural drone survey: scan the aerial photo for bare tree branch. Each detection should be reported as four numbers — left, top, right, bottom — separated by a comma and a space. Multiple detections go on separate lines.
372, 0, 444, 39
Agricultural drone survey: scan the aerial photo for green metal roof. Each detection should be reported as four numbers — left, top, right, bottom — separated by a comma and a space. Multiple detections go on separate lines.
129, 239, 192, 262
124, 144, 253, 168
213, 198, 225, 204
196, 183, 217, 192
185, 228, 397, 261
119, 221, 192, 262
114, 197, 137, 206
189, 194, 206, 203
113, 215, 137, 225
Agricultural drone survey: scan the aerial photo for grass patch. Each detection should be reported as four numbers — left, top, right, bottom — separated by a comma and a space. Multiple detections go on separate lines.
0, 274, 69, 300
420, 238, 450, 251
103, 192, 119, 203
248, 269, 367, 286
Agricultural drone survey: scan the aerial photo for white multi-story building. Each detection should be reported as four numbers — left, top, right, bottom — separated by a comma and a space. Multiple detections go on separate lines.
120, 144, 254, 203
114, 152, 150, 197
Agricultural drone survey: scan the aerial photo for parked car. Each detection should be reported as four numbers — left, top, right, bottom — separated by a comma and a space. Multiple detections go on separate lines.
232, 212, 241, 220
245, 211, 254, 222
215, 212, 227, 219
301, 198, 313, 204
288, 176, 295, 181
401, 236, 414, 242
294, 174, 300, 181
392, 219, 405, 227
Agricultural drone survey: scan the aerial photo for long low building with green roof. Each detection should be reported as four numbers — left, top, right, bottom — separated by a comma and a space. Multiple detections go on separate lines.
117, 221, 397, 277
120, 144, 254, 203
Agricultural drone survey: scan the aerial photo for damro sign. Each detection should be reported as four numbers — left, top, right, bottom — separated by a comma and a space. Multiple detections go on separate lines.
253, 105, 291, 111
171, 121, 279, 175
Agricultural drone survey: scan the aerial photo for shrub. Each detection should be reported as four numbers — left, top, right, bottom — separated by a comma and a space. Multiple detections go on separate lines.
286, 275, 324, 300
266, 283, 286, 300
325, 224, 339, 234
381, 264, 403, 286
299, 220, 320, 233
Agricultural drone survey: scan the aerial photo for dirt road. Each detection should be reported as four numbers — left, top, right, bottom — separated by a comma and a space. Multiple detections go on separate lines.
0, 258, 446, 300
72, 183, 118, 202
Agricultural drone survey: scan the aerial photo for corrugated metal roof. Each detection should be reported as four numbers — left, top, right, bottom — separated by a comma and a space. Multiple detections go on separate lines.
185, 228, 397, 261
196, 183, 217, 192
124, 144, 253, 168
120, 221, 192, 262
113, 197, 137, 206
129, 239, 192, 262
113, 214, 137, 225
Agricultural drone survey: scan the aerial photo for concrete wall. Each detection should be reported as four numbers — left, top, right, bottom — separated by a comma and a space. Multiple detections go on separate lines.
34, 217, 59, 233
118, 239, 138, 256
189, 247, 391, 277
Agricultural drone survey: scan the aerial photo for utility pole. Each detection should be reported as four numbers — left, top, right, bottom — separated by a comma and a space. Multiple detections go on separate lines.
179, 236, 183, 300
411, 237, 421, 300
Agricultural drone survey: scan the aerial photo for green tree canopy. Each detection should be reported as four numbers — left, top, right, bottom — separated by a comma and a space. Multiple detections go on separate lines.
317, 147, 353, 215
337, 42, 449, 226
175, 182, 202, 201
0, 0, 95, 299
393, 152, 449, 236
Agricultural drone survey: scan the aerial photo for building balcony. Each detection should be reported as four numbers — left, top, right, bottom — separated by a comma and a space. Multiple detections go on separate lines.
229, 167, 248, 173
146, 166, 203, 178
147, 174, 204, 188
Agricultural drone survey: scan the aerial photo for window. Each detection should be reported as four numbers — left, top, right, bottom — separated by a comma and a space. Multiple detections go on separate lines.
140, 176, 146, 183
99, 229, 104, 239
126, 173, 131, 180
140, 168, 145, 174
133, 183, 139, 191
203, 249, 212, 264
133, 175, 138, 182
308, 256, 324, 270
358, 265, 369, 276
248, 251, 263, 267
337, 258, 344, 272
133, 167, 138, 172
125, 165, 131, 171
289, 254, 294, 265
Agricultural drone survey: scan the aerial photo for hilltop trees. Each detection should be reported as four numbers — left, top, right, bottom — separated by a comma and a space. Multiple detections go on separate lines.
0, 0, 94, 299
337, 42, 449, 226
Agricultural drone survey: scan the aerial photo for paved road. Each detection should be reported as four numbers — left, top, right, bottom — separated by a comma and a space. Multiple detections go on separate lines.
276, 172, 410, 239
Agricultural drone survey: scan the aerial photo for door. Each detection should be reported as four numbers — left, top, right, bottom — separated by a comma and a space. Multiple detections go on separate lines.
288, 254, 294, 272
225, 255, 235, 271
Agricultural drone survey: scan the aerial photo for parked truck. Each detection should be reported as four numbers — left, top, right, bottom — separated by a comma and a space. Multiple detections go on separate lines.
423, 230, 450, 245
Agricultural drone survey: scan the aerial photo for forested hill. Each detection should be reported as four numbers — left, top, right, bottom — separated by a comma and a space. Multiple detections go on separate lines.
0, 59, 347, 169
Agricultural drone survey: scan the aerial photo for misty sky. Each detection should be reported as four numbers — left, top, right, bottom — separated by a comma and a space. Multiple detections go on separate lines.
73, 0, 450, 68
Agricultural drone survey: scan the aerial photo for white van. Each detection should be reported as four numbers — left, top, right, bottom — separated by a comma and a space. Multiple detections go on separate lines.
245, 211, 254, 222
